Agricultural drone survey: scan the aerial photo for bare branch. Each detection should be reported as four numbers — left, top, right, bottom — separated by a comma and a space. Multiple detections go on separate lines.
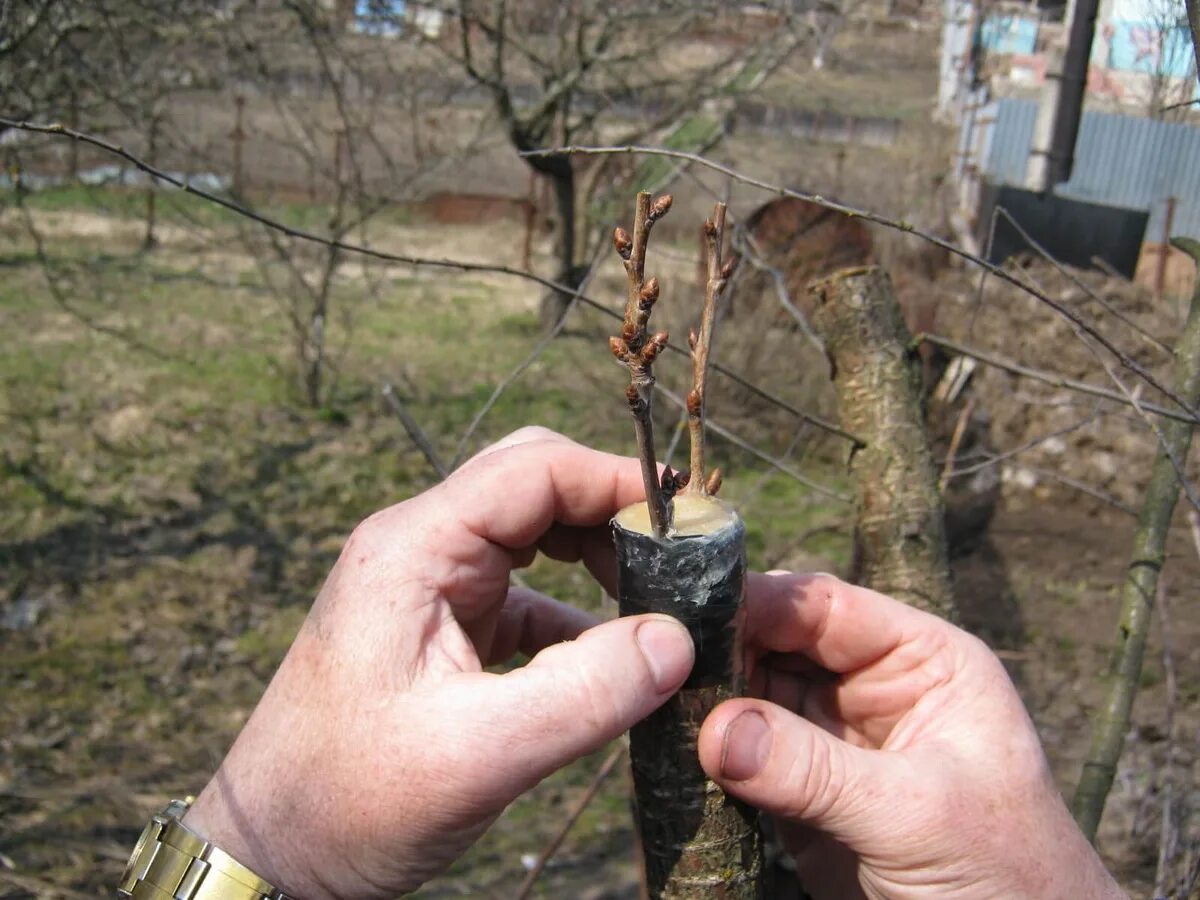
0, 117, 858, 444
610, 192, 672, 536
514, 744, 625, 900
524, 144, 1200, 421
919, 333, 1197, 425
686, 202, 730, 497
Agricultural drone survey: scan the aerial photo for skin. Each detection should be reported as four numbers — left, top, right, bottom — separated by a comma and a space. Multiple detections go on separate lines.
183, 428, 1125, 900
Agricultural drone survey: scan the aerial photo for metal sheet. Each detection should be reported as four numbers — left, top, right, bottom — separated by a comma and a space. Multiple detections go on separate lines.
981, 97, 1200, 239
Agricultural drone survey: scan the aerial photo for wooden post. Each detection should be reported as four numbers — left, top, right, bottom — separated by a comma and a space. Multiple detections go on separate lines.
1154, 196, 1176, 297
809, 266, 955, 618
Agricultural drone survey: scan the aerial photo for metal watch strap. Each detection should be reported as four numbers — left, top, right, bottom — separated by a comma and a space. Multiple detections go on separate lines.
119, 799, 295, 900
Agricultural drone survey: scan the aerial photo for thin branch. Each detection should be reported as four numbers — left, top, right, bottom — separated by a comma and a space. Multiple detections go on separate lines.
609, 191, 673, 536
513, 744, 625, 900
939, 396, 976, 491
524, 144, 1200, 421
686, 201, 732, 497
919, 333, 1196, 425
0, 117, 860, 446
656, 383, 850, 503
993, 205, 1172, 356
450, 252, 603, 469
381, 383, 448, 479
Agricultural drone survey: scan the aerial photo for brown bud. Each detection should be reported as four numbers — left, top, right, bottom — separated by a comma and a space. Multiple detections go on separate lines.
625, 384, 640, 408
705, 468, 723, 495
676, 470, 691, 489
622, 323, 636, 344
609, 336, 627, 360
660, 466, 675, 491
649, 194, 673, 220
639, 276, 660, 306
688, 328, 698, 350
686, 389, 702, 417
703, 218, 718, 238
613, 226, 632, 259
640, 330, 668, 364
720, 259, 736, 280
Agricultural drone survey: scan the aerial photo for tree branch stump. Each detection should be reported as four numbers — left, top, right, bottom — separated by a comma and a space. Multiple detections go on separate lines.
809, 266, 955, 619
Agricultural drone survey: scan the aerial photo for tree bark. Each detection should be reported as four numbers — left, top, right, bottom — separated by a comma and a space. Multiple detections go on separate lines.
1072, 238, 1200, 843
539, 163, 581, 328
808, 266, 955, 618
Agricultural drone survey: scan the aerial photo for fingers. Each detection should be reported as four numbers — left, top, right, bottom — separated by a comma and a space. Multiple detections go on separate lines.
699, 697, 912, 849
743, 572, 959, 674
429, 614, 693, 803
484, 586, 600, 665
421, 430, 646, 552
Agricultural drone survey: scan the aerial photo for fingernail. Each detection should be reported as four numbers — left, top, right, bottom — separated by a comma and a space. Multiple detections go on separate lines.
721, 711, 772, 781
635, 618, 693, 693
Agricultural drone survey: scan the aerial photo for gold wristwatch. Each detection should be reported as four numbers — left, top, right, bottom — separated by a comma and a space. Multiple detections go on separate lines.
119, 798, 295, 900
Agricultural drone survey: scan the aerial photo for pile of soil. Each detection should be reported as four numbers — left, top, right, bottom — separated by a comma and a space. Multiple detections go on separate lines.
927, 258, 1197, 509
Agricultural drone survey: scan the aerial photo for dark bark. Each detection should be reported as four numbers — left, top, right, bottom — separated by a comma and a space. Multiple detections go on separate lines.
1072, 238, 1200, 842
614, 508, 763, 899
538, 162, 580, 329
808, 266, 955, 619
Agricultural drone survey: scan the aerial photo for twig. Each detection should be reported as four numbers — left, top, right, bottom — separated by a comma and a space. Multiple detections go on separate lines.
686, 202, 733, 497
513, 744, 626, 900
1018, 464, 1138, 516
609, 192, 673, 536
919, 333, 1196, 424
938, 395, 976, 491
944, 403, 1104, 481
523, 143, 1200, 421
450, 251, 603, 469
0, 119, 865, 445
994, 206, 1172, 356
381, 383, 448, 479
656, 384, 850, 503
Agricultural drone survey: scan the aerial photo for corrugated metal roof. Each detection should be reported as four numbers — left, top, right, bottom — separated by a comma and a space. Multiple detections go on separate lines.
982, 97, 1200, 240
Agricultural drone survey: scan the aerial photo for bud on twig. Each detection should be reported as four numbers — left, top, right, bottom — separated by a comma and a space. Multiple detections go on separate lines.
705, 468, 723, 495
626, 383, 641, 409
614, 226, 633, 259
688, 328, 698, 350
610, 336, 628, 360
640, 331, 669, 364
639, 276, 660, 306
720, 259, 736, 280
649, 194, 673, 221
686, 389, 702, 416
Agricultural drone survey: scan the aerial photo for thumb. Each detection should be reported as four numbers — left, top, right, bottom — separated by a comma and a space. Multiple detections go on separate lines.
432, 614, 693, 802
699, 699, 911, 848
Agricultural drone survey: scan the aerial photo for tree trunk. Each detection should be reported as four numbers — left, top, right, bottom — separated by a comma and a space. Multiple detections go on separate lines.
539, 164, 581, 329
1072, 238, 1200, 842
1186, 0, 1200, 78
808, 265, 955, 619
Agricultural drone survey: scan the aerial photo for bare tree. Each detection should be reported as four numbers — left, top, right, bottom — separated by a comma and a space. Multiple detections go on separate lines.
395, 0, 807, 324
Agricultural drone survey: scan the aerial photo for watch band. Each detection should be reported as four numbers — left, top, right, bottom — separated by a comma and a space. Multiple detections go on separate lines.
119, 799, 295, 900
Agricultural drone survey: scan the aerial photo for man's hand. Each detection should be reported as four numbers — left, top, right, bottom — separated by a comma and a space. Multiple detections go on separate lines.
699, 573, 1125, 900
183, 428, 695, 899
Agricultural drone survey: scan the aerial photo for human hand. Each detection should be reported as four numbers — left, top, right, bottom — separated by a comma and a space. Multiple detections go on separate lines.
699, 573, 1125, 900
182, 428, 695, 899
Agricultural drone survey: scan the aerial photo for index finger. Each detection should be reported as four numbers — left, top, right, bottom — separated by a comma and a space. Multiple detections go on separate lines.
743, 572, 959, 674
427, 431, 648, 549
